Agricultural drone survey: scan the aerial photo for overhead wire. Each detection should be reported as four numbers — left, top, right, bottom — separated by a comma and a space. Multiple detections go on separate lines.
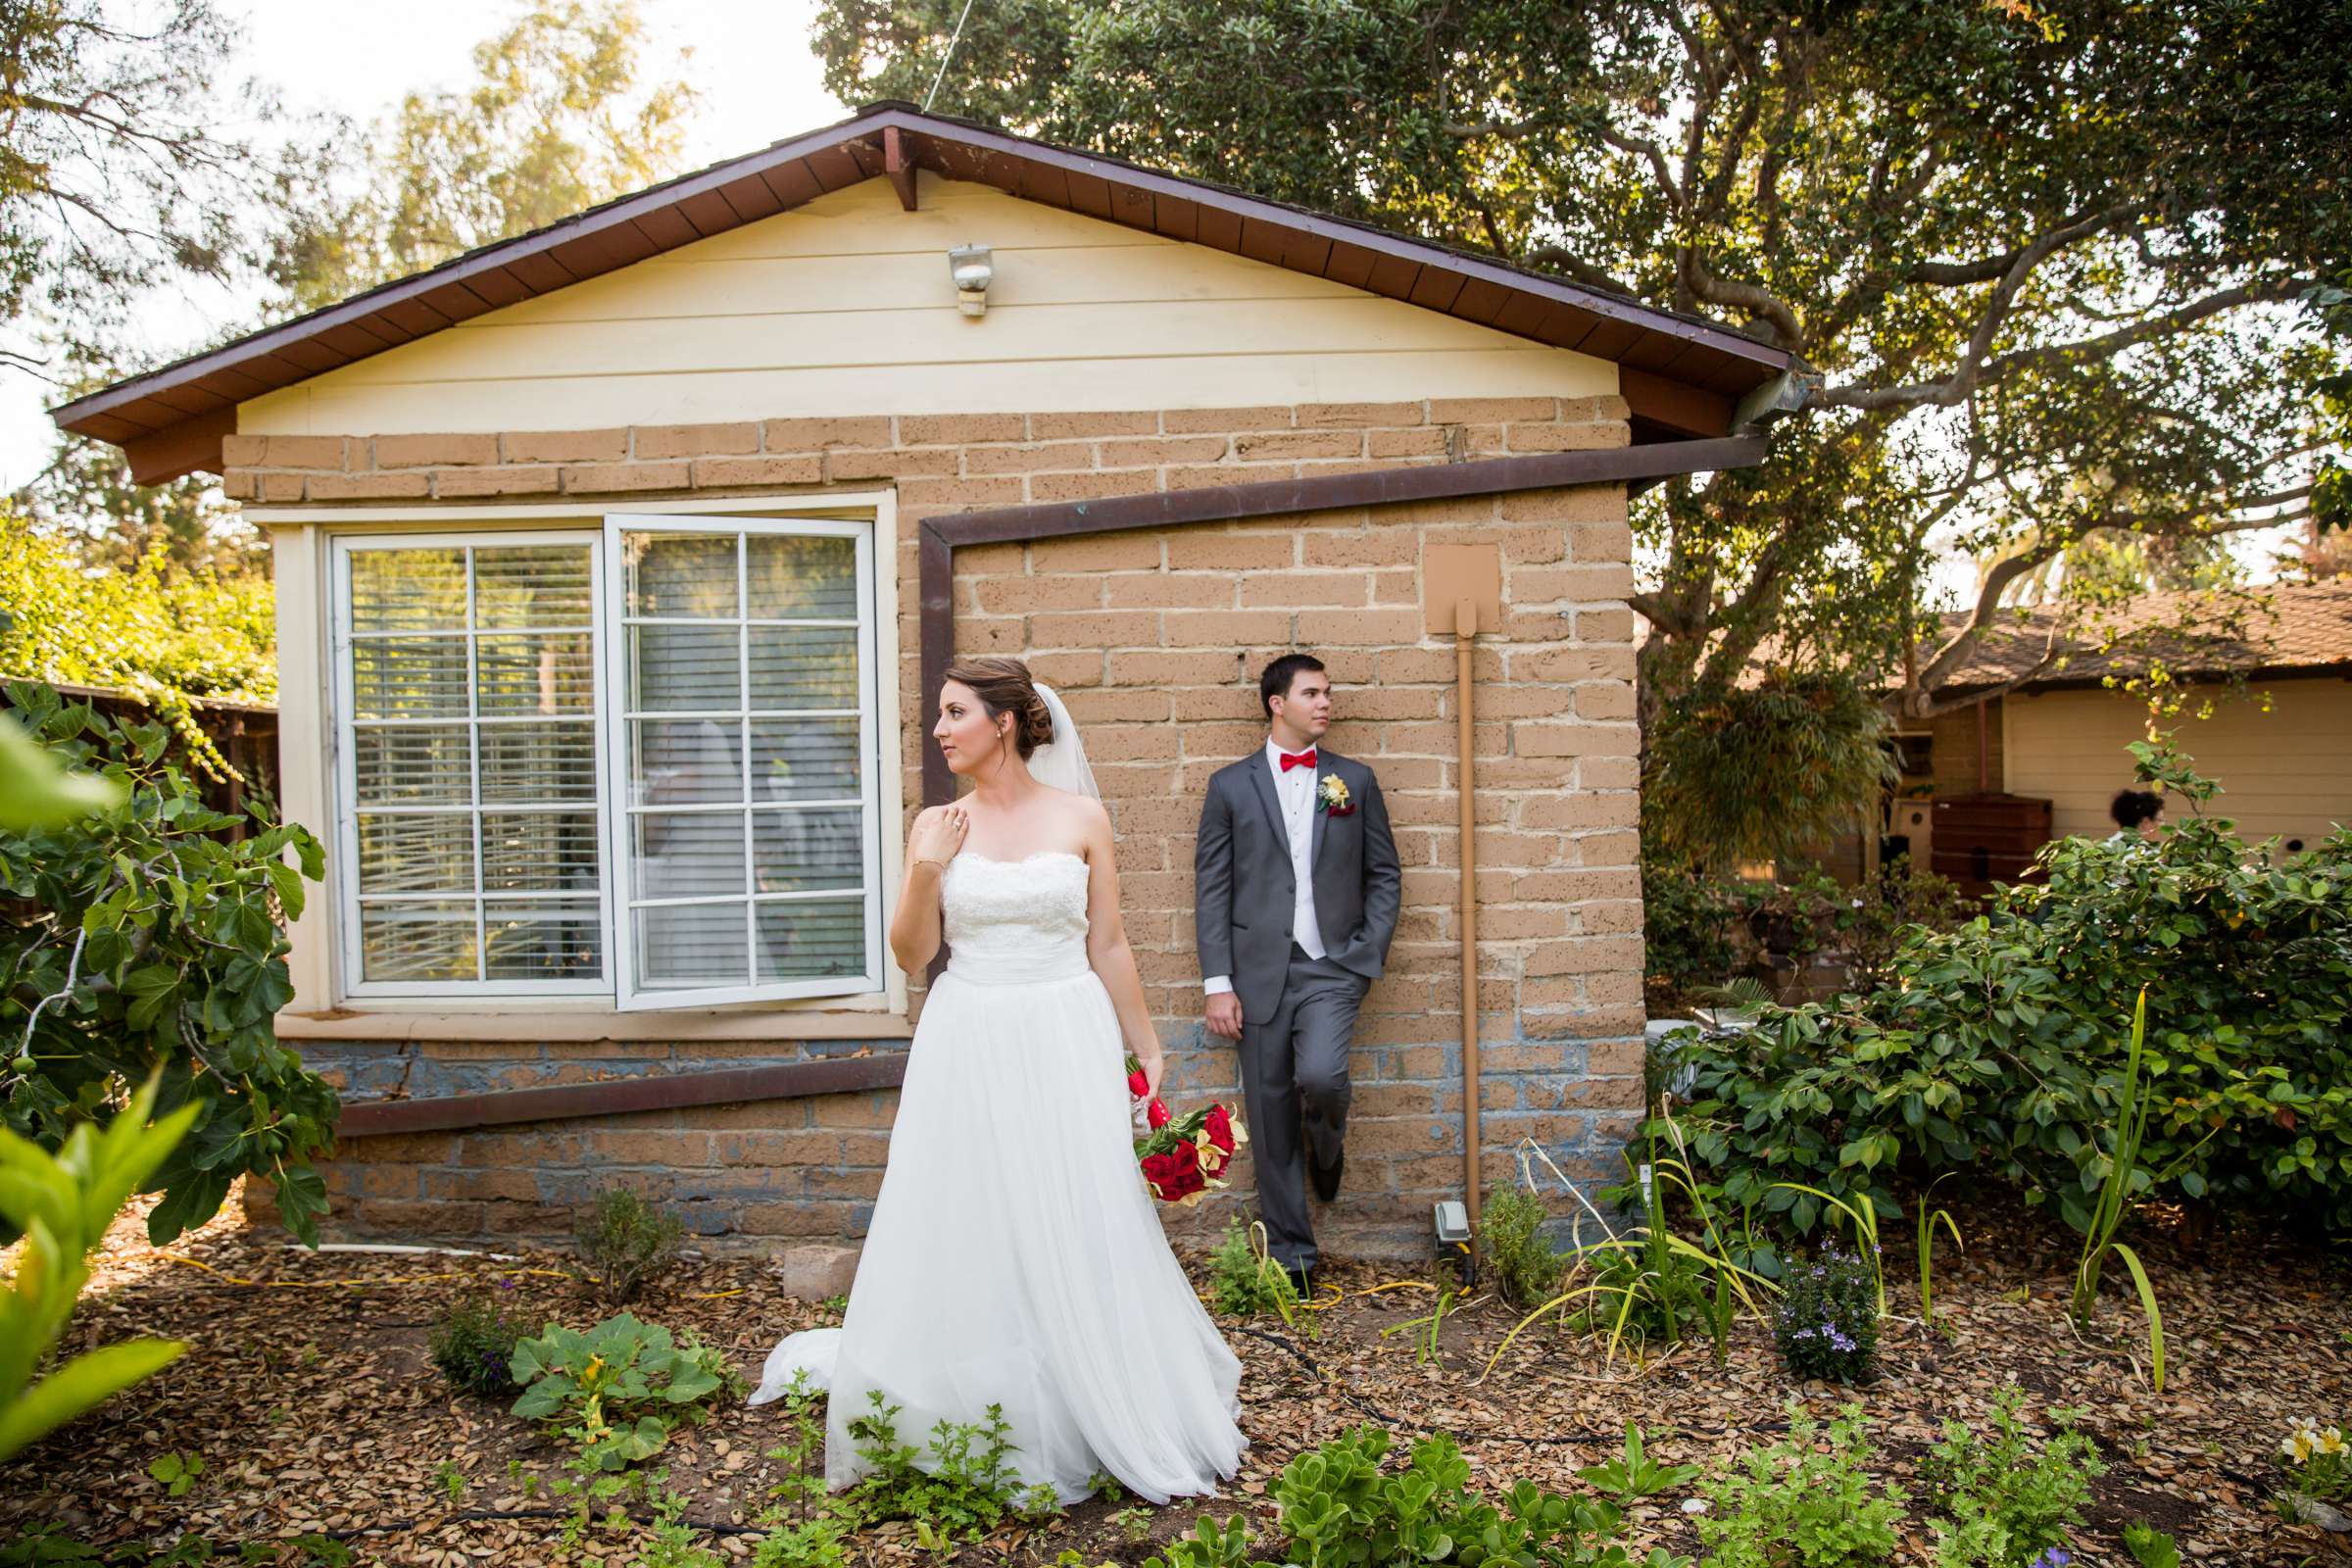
923, 0, 981, 113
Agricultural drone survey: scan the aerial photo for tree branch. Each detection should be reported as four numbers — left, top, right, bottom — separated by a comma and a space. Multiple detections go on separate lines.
1911, 537, 2068, 699
1678, 248, 1803, 349
1817, 203, 2138, 412
1978, 276, 2311, 386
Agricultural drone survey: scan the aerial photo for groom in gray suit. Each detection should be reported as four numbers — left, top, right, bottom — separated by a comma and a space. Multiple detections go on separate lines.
1194, 654, 1401, 1291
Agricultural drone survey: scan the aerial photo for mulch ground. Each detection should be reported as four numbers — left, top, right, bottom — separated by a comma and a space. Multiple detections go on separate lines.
4, 1182, 2349, 1567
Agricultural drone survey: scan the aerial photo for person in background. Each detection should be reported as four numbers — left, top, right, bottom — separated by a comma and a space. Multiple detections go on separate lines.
2108, 787, 2165, 845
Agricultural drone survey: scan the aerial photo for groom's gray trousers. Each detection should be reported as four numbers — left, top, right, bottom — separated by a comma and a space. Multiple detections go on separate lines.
1241, 941, 1371, 1274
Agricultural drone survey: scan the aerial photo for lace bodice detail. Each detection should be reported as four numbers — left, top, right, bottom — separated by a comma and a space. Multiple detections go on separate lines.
940, 852, 1093, 983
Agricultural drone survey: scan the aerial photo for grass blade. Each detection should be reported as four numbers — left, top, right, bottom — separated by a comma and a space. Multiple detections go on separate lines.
2111, 1241, 2165, 1393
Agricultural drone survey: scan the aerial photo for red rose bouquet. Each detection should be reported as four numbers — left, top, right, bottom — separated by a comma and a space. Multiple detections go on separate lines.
1126, 1054, 1248, 1206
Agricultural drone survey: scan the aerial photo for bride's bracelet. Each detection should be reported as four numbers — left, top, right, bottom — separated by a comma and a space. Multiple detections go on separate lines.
911, 855, 952, 874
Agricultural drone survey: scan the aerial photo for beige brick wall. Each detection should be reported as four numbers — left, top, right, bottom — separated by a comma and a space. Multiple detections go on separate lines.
241, 397, 1648, 1254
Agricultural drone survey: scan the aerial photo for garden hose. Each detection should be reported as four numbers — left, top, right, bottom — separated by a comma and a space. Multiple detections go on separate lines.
1233, 1323, 1795, 1449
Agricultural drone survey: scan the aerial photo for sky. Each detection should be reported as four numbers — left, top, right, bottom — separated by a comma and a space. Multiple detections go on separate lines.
0, 0, 852, 491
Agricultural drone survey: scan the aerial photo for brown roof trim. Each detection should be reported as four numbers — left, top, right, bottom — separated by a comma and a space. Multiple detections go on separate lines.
55, 101, 1790, 483
335, 1052, 908, 1138
916, 434, 1766, 811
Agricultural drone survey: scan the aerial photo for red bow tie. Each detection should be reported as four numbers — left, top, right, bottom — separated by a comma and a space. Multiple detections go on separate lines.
1279, 749, 1318, 772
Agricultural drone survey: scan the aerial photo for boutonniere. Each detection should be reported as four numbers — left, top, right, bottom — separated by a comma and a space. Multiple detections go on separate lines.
1315, 774, 1354, 816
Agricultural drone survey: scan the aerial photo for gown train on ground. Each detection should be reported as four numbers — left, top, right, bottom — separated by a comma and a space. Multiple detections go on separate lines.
748, 850, 1248, 1506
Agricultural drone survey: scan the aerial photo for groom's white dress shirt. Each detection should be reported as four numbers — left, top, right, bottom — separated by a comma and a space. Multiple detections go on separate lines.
1203, 737, 1326, 996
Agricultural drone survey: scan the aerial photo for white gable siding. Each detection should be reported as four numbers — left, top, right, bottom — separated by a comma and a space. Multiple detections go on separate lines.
2004, 679, 2352, 850
239, 172, 1616, 437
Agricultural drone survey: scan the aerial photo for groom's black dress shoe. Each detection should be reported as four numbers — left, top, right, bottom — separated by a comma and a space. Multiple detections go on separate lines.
1310, 1146, 1344, 1202
1284, 1263, 1312, 1299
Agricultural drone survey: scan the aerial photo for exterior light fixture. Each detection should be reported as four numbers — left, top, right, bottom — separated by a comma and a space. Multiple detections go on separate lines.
948, 244, 993, 317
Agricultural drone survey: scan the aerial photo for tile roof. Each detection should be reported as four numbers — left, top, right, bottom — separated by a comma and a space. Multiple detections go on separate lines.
1934, 576, 2352, 694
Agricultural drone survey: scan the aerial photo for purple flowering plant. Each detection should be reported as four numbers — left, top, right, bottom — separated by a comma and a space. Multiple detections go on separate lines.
427, 1293, 536, 1398
1772, 1240, 1879, 1383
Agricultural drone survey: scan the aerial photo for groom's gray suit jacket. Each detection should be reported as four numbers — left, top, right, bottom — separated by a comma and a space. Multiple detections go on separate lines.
1194, 749, 1402, 1026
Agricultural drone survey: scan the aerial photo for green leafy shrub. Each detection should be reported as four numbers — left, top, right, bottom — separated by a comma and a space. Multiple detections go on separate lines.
0, 1068, 195, 1462
576, 1185, 686, 1305
508, 1312, 739, 1470
1642, 855, 1967, 1014
1148, 1425, 1690, 1568
1919, 1387, 2104, 1568
1695, 1402, 1905, 1568
1642, 854, 1756, 1011
1577, 1423, 1701, 1503
1773, 1242, 1880, 1383
0, 518, 275, 776
1835, 864, 1973, 988
2121, 1523, 2180, 1568
1206, 1215, 1300, 1317
1644, 670, 1895, 873
0, 683, 335, 1246
1481, 1183, 1564, 1310
1672, 738, 2352, 1238
428, 1293, 535, 1398
1748, 864, 1973, 987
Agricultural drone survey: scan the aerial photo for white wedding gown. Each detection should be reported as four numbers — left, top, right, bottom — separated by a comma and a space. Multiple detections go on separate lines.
748, 850, 1249, 1504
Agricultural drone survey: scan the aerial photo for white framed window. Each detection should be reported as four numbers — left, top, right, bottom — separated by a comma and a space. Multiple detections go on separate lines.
605, 515, 881, 1007
326, 514, 885, 1007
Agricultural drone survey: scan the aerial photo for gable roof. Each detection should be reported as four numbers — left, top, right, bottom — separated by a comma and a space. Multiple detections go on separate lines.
1936, 577, 2352, 696
53, 101, 1793, 485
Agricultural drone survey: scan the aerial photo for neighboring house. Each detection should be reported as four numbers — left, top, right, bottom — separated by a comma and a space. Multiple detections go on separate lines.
51, 103, 1793, 1255
1899, 578, 2352, 860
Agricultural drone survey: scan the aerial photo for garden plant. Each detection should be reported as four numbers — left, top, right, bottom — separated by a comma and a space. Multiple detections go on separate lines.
508, 1312, 740, 1471
575, 1186, 688, 1306
0, 681, 335, 1247
1668, 741, 2352, 1248
1917, 1386, 2105, 1568
0, 1069, 197, 1461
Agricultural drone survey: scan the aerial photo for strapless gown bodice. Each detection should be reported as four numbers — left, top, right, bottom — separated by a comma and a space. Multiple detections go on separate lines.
939, 851, 1093, 985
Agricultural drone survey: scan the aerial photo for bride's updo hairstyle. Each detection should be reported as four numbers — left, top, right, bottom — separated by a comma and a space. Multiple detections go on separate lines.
942, 657, 1056, 760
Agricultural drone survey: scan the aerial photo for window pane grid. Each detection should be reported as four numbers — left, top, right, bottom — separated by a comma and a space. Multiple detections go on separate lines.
336, 519, 877, 1004
352, 712, 602, 727
360, 890, 589, 903
344, 539, 604, 990
617, 710, 859, 722
617, 526, 869, 996
631, 890, 867, 908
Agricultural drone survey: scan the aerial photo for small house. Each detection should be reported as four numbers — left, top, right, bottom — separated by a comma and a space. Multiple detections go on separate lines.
1899, 578, 2352, 875
53, 104, 1794, 1255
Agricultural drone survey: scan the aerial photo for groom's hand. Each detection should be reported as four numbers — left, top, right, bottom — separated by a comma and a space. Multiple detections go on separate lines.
1204, 992, 1244, 1041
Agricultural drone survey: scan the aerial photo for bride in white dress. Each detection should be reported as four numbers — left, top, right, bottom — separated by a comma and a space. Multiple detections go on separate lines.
749, 656, 1249, 1505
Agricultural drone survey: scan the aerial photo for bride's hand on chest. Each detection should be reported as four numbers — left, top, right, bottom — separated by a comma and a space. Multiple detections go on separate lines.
909, 806, 969, 867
